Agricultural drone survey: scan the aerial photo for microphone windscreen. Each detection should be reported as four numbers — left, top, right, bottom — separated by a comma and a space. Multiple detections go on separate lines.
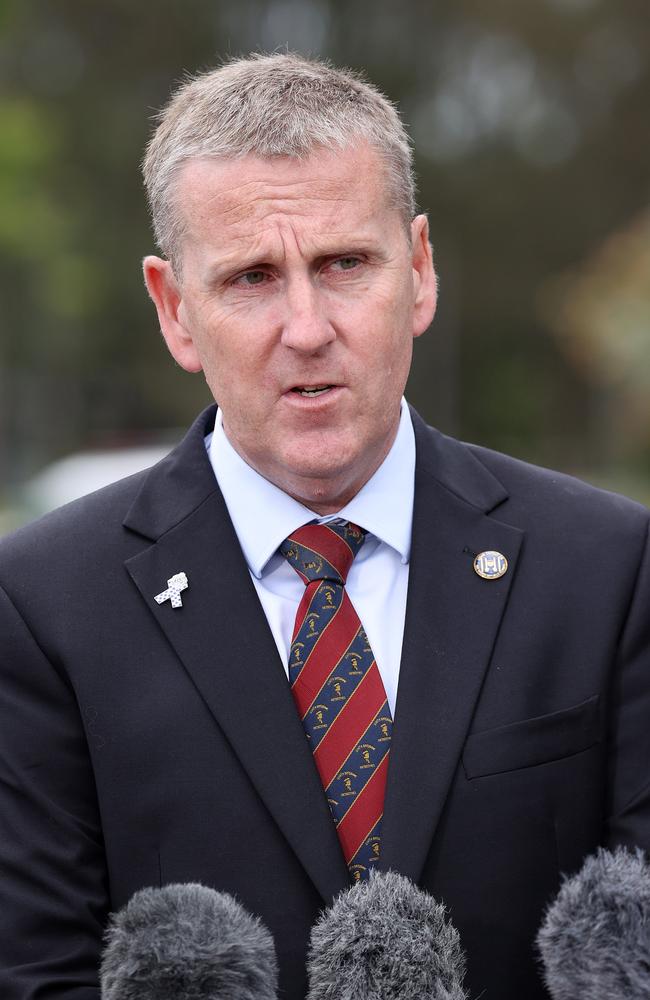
306, 869, 467, 1000
537, 846, 650, 1000
100, 882, 278, 1000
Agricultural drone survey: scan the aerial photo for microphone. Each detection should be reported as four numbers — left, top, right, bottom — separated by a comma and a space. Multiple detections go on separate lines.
306, 869, 468, 1000
537, 846, 650, 999
100, 882, 278, 1000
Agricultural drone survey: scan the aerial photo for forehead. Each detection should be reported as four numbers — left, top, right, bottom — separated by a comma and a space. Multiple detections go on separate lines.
174, 143, 396, 249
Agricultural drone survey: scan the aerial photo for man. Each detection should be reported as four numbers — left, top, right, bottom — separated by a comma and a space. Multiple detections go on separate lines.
0, 53, 649, 1000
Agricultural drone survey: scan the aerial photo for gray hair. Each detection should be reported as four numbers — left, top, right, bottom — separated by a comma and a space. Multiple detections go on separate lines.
142, 52, 416, 270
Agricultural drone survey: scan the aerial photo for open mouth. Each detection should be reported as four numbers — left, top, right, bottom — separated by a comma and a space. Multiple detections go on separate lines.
291, 385, 334, 397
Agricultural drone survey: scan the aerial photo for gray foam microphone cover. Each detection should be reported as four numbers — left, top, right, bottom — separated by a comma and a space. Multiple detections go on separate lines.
100, 882, 278, 1000
307, 869, 467, 1000
537, 846, 650, 1000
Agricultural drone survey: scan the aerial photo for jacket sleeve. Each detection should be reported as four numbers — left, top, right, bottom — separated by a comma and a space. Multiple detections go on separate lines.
0, 583, 106, 1000
605, 516, 650, 852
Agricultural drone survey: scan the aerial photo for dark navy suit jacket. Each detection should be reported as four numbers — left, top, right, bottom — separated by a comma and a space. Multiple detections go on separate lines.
1, 405, 649, 999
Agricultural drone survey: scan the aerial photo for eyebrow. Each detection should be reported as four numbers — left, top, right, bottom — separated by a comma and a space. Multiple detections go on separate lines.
202, 237, 386, 284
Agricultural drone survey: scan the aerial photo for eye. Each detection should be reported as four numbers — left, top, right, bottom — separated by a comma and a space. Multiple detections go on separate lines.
332, 256, 362, 271
240, 270, 266, 286
231, 269, 270, 288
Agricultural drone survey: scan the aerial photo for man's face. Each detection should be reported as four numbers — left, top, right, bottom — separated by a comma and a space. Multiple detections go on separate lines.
144, 143, 437, 513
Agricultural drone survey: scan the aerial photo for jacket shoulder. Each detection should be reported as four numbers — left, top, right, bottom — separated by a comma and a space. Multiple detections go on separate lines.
412, 407, 648, 534
463, 439, 650, 550
469, 440, 647, 513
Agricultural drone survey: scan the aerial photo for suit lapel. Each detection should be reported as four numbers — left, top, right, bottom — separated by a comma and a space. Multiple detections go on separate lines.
123, 407, 349, 903
380, 412, 524, 881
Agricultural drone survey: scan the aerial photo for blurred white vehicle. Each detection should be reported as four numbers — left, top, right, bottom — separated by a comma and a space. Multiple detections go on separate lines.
1, 439, 179, 535
24, 443, 176, 513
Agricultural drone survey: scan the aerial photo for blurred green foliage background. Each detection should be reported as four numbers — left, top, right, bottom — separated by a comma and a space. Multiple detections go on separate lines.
1, 0, 649, 527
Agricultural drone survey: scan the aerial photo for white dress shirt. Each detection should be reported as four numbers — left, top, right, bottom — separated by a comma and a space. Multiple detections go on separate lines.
206, 402, 415, 717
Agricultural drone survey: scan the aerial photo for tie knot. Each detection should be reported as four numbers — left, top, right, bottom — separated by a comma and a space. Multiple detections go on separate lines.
279, 520, 366, 584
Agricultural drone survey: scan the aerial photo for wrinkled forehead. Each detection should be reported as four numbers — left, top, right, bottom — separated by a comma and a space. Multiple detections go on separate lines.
172, 143, 398, 247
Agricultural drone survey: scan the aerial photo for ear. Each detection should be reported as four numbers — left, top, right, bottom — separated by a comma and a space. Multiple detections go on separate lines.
410, 214, 438, 338
142, 256, 203, 373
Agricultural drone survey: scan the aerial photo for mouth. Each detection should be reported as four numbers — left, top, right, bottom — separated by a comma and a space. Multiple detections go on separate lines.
290, 384, 335, 397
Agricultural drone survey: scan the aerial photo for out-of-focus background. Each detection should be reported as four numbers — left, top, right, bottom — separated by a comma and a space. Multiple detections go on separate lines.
1, 0, 649, 534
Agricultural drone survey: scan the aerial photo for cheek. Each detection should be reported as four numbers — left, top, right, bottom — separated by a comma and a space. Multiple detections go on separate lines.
187, 310, 257, 378
369, 322, 415, 403
340, 275, 413, 340
356, 310, 415, 376
194, 327, 278, 420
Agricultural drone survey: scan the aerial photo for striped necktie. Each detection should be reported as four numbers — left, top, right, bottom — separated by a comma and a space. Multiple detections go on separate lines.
279, 520, 393, 882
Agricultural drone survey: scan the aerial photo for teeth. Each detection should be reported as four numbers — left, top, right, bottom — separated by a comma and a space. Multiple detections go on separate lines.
294, 386, 331, 397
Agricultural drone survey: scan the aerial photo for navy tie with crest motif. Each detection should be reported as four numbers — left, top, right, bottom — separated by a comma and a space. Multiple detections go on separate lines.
279, 520, 393, 882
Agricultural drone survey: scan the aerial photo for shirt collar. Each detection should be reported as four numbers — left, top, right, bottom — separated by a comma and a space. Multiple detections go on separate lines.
207, 401, 415, 578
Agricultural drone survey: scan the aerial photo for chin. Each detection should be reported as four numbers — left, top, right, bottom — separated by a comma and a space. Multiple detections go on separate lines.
280, 445, 359, 482
280, 452, 373, 510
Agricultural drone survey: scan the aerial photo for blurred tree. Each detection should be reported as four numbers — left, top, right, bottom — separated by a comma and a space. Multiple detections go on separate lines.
541, 209, 650, 464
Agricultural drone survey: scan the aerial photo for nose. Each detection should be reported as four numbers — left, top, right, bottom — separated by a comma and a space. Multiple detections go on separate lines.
280, 276, 336, 353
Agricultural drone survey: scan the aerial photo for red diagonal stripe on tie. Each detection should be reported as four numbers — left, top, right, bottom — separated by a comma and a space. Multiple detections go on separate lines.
291, 575, 345, 644
289, 524, 355, 579
314, 667, 387, 788
336, 753, 390, 864
292, 595, 360, 715
290, 581, 344, 664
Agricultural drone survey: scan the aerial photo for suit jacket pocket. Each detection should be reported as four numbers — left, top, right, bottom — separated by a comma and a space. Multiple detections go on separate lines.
462, 694, 601, 779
